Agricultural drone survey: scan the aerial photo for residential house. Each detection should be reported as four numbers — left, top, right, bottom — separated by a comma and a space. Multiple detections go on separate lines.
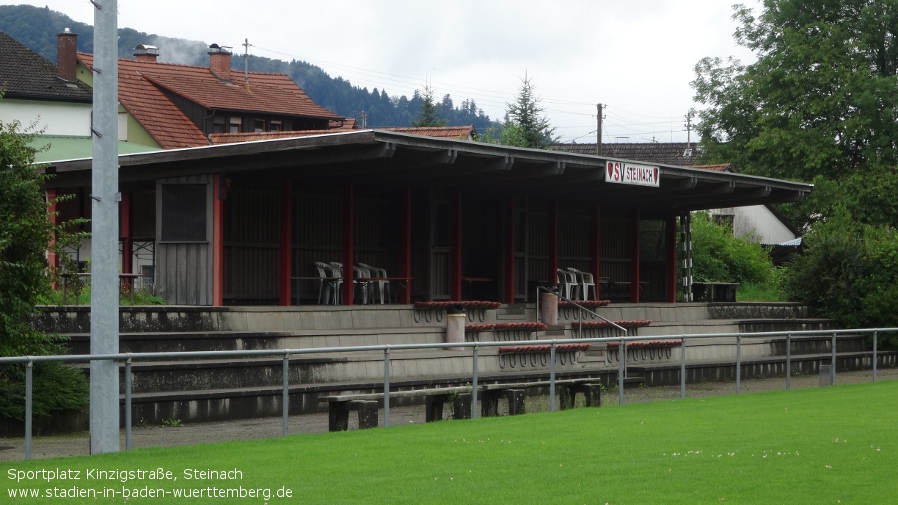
61, 36, 346, 149
0, 29, 156, 162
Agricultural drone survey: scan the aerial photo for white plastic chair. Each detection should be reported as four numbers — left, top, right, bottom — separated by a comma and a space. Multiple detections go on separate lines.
328, 262, 344, 304
358, 262, 391, 304
313, 262, 339, 304
352, 265, 372, 304
568, 267, 596, 301
556, 268, 578, 300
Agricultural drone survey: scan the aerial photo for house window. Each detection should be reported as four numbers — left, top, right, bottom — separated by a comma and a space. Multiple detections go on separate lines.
253, 119, 266, 132
117, 112, 128, 141
212, 116, 225, 134
229, 117, 242, 134
270, 120, 282, 132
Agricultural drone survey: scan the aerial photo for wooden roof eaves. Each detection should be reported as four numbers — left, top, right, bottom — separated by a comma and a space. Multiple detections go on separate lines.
41, 130, 813, 208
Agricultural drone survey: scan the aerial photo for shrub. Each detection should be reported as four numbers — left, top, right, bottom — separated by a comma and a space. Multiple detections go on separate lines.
689, 212, 774, 285
784, 209, 898, 347
0, 118, 88, 420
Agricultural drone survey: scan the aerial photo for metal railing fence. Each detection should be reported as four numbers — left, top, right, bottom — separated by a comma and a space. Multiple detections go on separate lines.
1, 327, 895, 460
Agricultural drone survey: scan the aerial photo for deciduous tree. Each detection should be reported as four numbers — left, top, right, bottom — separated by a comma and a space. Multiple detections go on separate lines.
692, 0, 898, 225
0, 117, 88, 420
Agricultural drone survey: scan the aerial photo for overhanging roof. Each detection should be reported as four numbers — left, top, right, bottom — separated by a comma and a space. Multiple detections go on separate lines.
41, 129, 812, 214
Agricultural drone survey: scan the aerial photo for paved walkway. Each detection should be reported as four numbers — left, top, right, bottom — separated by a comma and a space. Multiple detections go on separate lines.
2, 368, 896, 461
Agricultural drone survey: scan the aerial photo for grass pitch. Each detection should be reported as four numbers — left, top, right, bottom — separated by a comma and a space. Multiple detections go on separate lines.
3, 381, 896, 504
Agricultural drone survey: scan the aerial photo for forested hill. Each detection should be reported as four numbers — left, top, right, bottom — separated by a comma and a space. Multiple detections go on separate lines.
0, 4, 498, 130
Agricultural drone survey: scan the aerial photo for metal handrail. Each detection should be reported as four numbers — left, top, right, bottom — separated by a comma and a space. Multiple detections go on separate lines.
535, 285, 628, 335
2, 327, 895, 460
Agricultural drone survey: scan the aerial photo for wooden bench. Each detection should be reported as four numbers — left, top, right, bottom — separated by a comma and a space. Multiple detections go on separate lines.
319, 386, 472, 431
318, 379, 602, 431
480, 379, 601, 415
692, 282, 739, 302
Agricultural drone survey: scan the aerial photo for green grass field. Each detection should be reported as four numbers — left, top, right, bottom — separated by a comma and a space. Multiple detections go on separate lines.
3, 381, 896, 504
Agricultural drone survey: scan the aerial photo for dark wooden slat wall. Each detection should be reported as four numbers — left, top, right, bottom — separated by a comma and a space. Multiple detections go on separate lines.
223, 186, 280, 304
159, 181, 657, 305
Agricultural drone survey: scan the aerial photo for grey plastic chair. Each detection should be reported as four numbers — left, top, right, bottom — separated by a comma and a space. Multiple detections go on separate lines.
568, 267, 596, 301
358, 262, 391, 304
556, 268, 578, 300
315, 261, 340, 304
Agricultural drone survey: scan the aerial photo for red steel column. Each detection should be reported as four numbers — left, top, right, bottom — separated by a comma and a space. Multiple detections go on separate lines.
400, 189, 412, 304
548, 201, 559, 283
450, 189, 463, 301
212, 175, 225, 306
591, 204, 602, 299
342, 183, 355, 305
119, 192, 134, 294
630, 208, 640, 303
120, 192, 133, 275
46, 188, 60, 276
278, 179, 293, 306
503, 198, 516, 304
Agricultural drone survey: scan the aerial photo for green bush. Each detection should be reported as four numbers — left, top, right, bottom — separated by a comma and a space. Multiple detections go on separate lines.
689, 212, 775, 285
0, 118, 89, 420
784, 209, 898, 347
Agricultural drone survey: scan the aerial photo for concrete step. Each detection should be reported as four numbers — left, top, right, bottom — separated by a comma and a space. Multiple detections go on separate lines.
74, 344, 601, 396
62, 328, 448, 354
636, 318, 837, 336
630, 350, 898, 387
118, 368, 619, 425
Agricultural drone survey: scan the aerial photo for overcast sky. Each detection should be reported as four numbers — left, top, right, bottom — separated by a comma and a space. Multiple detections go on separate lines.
9, 0, 757, 143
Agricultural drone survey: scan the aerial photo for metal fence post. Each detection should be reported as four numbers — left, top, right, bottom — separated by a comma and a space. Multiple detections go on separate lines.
830, 331, 837, 386
618, 339, 625, 405
549, 342, 557, 412
735, 335, 742, 394
282, 355, 290, 436
786, 332, 792, 391
25, 360, 33, 461
383, 348, 391, 427
125, 357, 133, 450
873, 331, 878, 382
680, 338, 686, 399
471, 345, 479, 419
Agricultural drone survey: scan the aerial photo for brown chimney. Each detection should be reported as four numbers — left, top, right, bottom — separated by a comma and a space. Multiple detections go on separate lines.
56, 28, 78, 81
208, 43, 232, 81
134, 44, 159, 63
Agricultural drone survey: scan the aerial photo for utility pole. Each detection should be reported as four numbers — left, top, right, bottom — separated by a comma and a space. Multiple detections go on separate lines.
243, 38, 250, 88
684, 110, 694, 148
596, 103, 603, 156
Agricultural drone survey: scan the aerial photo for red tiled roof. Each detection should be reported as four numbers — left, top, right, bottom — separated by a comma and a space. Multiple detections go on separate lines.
689, 163, 733, 172
79, 53, 208, 149
384, 126, 475, 140
209, 124, 477, 146
77, 52, 342, 150
552, 142, 703, 166
208, 130, 330, 144
142, 72, 341, 119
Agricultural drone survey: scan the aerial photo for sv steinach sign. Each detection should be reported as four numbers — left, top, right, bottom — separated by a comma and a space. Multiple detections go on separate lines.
605, 161, 660, 187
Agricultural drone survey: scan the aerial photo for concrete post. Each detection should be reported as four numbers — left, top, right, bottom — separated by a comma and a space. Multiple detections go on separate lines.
446, 304, 466, 350
89, 0, 120, 455
540, 291, 558, 325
